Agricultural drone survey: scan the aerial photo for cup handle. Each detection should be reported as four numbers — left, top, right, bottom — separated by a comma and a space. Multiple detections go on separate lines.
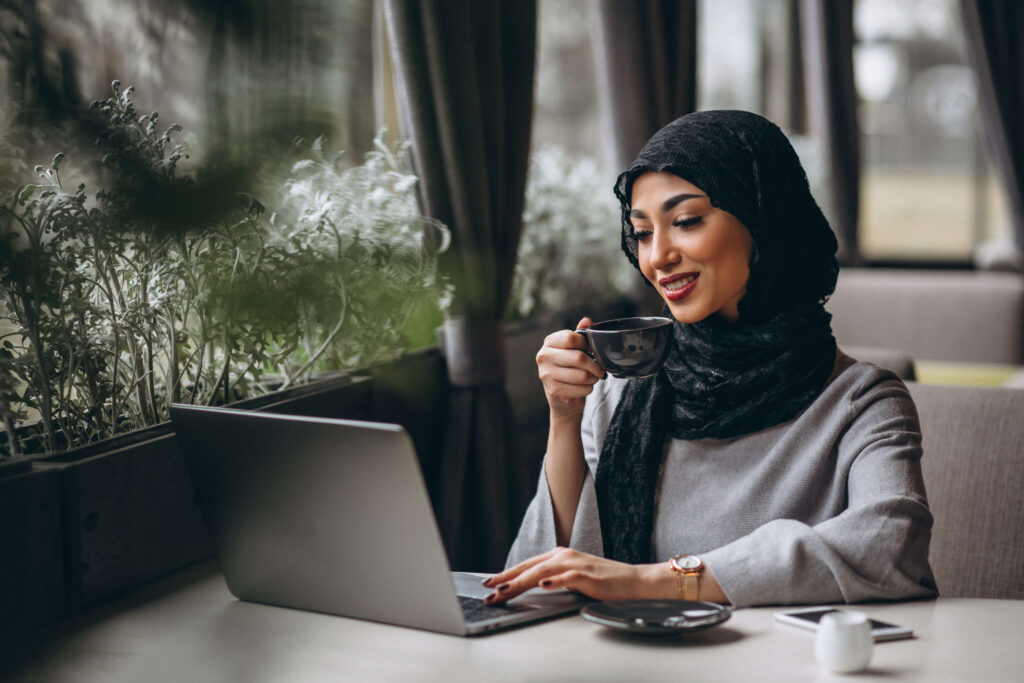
574, 328, 591, 351
574, 328, 600, 364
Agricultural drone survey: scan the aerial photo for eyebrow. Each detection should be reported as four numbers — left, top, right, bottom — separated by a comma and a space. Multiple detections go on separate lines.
629, 193, 706, 219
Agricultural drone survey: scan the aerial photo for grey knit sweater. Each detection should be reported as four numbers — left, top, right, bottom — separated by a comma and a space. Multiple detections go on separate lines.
506, 355, 938, 607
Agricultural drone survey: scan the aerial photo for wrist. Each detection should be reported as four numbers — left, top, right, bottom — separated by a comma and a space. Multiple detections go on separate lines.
549, 408, 584, 427
635, 562, 678, 600
668, 554, 704, 601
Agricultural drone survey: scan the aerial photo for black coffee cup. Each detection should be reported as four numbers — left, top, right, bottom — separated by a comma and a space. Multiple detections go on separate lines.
575, 316, 674, 379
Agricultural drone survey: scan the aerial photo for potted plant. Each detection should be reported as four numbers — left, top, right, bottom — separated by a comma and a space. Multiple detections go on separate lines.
509, 146, 635, 322
0, 82, 451, 618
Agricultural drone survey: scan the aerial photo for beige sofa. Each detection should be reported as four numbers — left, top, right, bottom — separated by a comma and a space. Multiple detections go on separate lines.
908, 382, 1024, 599
828, 269, 1024, 364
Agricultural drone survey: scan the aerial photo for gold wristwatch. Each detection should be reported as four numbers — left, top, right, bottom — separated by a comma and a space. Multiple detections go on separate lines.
669, 554, 704, 600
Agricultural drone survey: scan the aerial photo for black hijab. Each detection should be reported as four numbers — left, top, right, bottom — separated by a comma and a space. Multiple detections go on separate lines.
595, 110, 839, 564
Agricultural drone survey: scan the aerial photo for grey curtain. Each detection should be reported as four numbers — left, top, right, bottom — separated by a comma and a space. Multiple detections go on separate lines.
593, 0, 698, 174
800, 0, 861, 265
760, 0, 807, 135
383, 0, 536, 571
593, 0, 697, 313
960, 0, 1024, 251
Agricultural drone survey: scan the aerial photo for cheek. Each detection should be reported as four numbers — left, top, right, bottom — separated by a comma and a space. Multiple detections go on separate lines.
703, 229, 752, 280
637, 243, 656, 279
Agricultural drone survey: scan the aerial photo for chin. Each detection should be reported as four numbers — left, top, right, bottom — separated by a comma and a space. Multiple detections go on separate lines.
663, 302, 708, 324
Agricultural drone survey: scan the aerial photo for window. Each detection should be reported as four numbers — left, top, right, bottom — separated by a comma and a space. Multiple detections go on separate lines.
531, 0, 604, 170
516, 0, 632, 319
698, 0, 1012, 265
697, 0, 762, 114
854, 0, 1010, 262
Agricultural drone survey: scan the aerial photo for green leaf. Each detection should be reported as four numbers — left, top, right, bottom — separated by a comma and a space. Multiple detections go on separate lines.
17, 185, 36, 205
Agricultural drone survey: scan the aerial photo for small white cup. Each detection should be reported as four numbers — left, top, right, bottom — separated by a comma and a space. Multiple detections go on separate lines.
815, 610, 873, 673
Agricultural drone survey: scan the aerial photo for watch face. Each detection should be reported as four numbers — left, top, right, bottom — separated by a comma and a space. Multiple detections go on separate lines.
678, 555, 702, 570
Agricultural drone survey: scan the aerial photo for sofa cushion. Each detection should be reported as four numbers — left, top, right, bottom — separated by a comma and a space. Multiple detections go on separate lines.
828, 269, 1024, 364
908, 382, 1024, 599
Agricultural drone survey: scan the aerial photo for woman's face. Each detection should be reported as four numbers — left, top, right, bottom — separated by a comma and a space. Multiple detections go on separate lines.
629, 171, 753, 324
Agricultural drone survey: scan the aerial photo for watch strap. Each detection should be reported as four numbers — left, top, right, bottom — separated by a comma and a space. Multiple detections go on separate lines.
669, 554, 704, 601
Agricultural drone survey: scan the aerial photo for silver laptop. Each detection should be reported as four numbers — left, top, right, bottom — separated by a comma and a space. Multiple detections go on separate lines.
169, 404, 587, 635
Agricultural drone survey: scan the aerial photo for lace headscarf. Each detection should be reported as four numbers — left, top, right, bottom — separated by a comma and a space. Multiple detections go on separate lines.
595, 110, 839, 564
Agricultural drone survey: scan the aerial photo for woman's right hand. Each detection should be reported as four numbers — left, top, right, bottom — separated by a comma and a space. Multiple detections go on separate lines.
536, 316, 606, 419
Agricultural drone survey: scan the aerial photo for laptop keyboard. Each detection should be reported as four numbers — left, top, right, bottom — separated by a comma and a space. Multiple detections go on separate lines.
459, 595, 536, 623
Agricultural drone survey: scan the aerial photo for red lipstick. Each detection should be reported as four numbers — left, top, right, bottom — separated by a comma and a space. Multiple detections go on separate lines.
659, 272, 699, 302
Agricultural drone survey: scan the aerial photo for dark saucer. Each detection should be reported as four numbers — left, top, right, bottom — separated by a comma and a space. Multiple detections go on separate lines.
581, 600, 731, 636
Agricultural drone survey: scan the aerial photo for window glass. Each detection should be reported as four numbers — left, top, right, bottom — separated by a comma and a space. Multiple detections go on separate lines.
854, 0, 1011, 261
697, 0, 762, 113
517, 0, 632, 319
697, 0, 829, 233
0, 0, 375, 163
699, 0, 1011, 264
531, 0, 604, 168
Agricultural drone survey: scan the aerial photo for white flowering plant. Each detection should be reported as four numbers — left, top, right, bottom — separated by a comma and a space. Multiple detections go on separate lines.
510, 147, 635, 320
0, 83, 450, 457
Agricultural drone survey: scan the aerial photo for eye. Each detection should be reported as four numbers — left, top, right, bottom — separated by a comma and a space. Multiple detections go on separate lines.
631, 229, 652, 242
673, 216, 703, 229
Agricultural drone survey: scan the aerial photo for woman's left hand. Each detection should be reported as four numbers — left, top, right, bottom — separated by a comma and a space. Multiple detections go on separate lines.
481, 547, 665, 604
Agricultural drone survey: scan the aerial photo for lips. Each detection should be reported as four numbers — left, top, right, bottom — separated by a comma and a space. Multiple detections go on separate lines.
659, 273, 699, 302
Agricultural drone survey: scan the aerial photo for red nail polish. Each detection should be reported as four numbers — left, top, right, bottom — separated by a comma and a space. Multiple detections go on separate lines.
497, 583, 511, 592
484, 593, 497, 603
540, 579, 552, 588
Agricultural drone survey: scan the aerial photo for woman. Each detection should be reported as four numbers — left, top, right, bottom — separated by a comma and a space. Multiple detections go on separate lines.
484, 110, 937, 607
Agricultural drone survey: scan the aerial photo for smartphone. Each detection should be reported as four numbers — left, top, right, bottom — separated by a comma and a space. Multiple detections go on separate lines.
773, 606, 914, 642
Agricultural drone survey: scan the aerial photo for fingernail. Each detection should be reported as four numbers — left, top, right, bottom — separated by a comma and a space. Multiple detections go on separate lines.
483, 593, 497, 603
481, 577, 494, 587
497, 583, 511, 592
540, 579, 552, 588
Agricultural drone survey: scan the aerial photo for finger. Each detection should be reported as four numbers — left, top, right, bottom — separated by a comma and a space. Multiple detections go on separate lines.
482, 547, 563, 588
571, 317, 607, 379
542, 378, 601, 408
543, 328, 589, 351
485, 564, 559, 604
559, 351, 606, 381
544, 360, 602, 386
537, 569, 591, 594
538, 347, 605, 384
485, 549, 584, 603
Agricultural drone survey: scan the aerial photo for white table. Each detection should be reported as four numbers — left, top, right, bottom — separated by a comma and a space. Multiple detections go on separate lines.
9, 561, 1023, 682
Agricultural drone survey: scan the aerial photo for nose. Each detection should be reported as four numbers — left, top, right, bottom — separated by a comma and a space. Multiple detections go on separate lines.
648, 226, 680, 270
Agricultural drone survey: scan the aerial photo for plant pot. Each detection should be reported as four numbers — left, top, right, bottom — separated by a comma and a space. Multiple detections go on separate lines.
367, 347, 449, 502
230, 371, 374, 420
34, 422, 214, 612
26, 372, 375, 616
0, 465, 64, 664
0, 455, 32, 478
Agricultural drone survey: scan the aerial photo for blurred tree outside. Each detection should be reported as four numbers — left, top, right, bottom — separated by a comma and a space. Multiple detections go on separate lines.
1, 0, 377, 166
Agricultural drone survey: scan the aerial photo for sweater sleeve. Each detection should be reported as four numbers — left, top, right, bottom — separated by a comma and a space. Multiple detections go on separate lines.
701, 377, 938, 607
504, 466, 604, 567
505, 380, 618, 568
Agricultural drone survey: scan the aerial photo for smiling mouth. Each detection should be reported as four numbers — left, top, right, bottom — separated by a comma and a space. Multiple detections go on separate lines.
660, 273, 699, 301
